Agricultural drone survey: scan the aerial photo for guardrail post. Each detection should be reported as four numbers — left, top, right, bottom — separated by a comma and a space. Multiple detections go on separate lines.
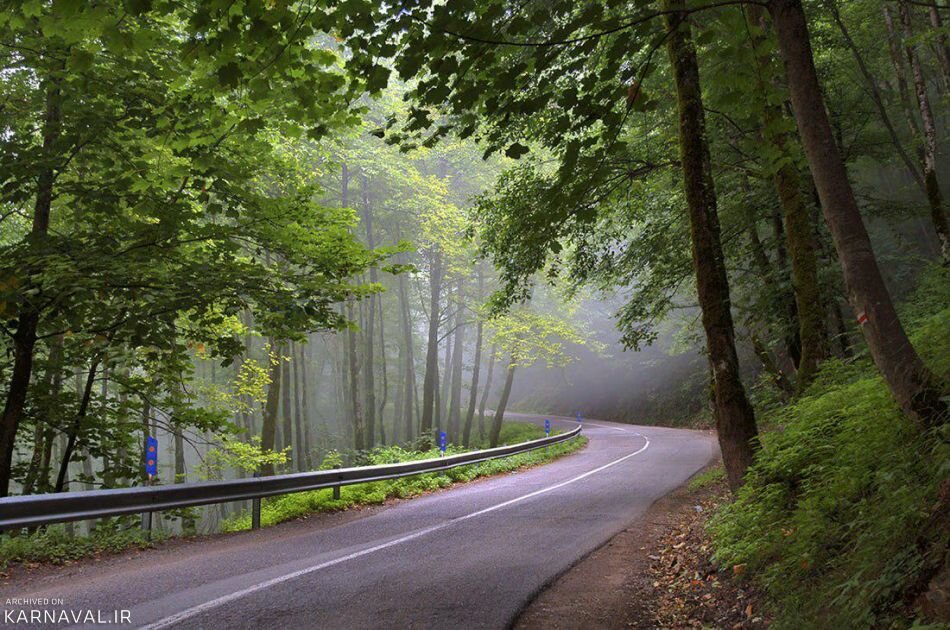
141, 476, 153, 540
251, 471, 261, 530
332, 464, 341, 500
141, 510, 152, 540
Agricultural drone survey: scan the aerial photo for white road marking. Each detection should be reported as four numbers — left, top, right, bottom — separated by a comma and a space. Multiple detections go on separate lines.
582, 421, 631, 433
140, 433, 650, 629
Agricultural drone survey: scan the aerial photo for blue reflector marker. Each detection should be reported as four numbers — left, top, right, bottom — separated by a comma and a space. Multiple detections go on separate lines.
438, 431, 447, 455
145, 436, 158, 478
544, 419, 551, 436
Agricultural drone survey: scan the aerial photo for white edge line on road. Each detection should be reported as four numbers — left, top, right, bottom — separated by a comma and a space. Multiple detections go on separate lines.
140, 430, 650, 630
582, 421, 630, 433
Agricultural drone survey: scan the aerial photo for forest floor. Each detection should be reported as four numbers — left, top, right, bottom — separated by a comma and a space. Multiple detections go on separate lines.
516, 459, 769, 629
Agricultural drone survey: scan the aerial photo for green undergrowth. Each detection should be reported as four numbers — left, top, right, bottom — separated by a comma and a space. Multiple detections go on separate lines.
688, 465, 725, 492
478, 420, 548, 447
0, 520, 165, 568
223, 432, 588, 532
709, 272, 950, 629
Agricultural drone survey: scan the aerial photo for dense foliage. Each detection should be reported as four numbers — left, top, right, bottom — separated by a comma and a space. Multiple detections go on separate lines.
711, 270, 949, 627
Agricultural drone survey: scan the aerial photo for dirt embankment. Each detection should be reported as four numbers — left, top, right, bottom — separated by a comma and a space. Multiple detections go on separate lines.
516, 464, 767, 629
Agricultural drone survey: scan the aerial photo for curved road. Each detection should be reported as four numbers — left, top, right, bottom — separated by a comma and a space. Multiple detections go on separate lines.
1, 416, 715, 629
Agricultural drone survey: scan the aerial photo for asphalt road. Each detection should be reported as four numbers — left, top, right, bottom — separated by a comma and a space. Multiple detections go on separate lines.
1, 415, 716, 629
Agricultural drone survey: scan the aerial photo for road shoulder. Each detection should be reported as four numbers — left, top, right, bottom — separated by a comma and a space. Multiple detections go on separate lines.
515, 459, 768, 629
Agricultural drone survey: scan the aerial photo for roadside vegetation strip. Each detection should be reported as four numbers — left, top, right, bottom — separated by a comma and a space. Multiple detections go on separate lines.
0, 422, 586, 568
223, 432, 589, 532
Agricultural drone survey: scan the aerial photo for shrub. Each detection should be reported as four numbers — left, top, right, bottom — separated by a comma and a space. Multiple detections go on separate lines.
709, 307, 950, 628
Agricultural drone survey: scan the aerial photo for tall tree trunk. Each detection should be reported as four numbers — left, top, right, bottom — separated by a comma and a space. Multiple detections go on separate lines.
665, 0, 759, 491
0, 69, 62, 497
240, 311, 255, 437
347, 299, 365, 451
337, 320, 352, 446
448, 281, 465, 441
36, 341, 63, 494
393, 355, 405, 445
299, 341, 312, 469
883, 5, 924, 139
420, 247, 442, 441
489, 362, 516, 448
99, 369, 112, 489
809, 194, 854, 358
770, 206, 803, 369
55, 357, 100, 492
293, 342, 305, 471
769, 0, 947, 425
745, 220, 796, 377
439, 314, 453, 426
361, 174, 378, 448
22, 336, 63, 495
775, 165, 826, 392
463, 272, 484, 450
260, 339, 282, 476
478, 344, 497, 442
281, 342, 293, 462
462, 320, 483, 447
22, 423, 45, 495
341, 163, 365, 451
399, 269, 415, 443
899, 0, 950, 260
377, 292, 388, 445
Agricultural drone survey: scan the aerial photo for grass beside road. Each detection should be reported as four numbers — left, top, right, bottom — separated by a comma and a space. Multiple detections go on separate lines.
0, 523, 162, 570
223, 428, 588, 532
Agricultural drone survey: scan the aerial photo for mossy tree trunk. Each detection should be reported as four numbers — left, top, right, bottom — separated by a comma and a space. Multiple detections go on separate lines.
664, 0, 759, 491
746, 5, 827, 392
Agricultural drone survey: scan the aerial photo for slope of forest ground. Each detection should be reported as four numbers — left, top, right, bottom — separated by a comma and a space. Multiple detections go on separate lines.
516, 461, 767, 629
709, 270, 950, 628
0, 422, 585, 571
523, 266, 950, 629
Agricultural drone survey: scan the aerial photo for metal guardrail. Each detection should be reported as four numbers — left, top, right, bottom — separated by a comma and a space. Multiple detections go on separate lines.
0, 425, 582, 531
